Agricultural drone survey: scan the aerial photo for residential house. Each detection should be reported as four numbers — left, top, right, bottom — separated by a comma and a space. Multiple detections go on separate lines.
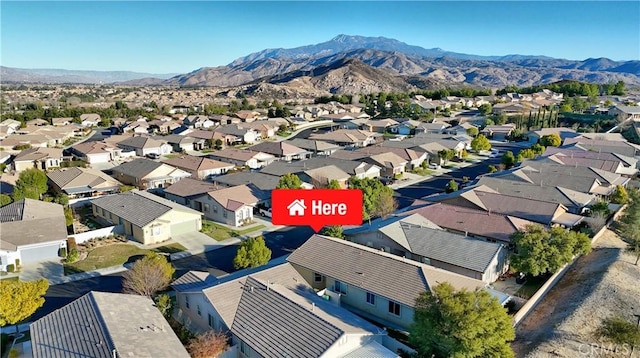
542, 147, 639, 176
428, 185, 585, 228
299, 165, 351, 188
214, 124, 259, 144
192, 185, 269, 227
163, 155, 234, 180
30, 291, 190, 358
160, 134, 200, 152
0, 119, 21, 139
481, 124, 516, 141
609, 105, 640, 122
12, 147, 62, 172
527, 127, 580, 144
47, 167, 122, 198
405, 201, 537, 244
110, 158, 191, 190
287, 234, 489, 330
183, 129, 221, 149
260, 157, 381, 180
51, 117, 73, 126
286, 138, 341, 157
149, 120, 182, 134
235, 110, 261, 122
91, 190, 202, 244
121, 120, 150, 134
446, 122, 477, 136
414, 121, 451, 134
70, 141, 122, 164
0, 199, 67, 268
361, 119, 399, 133
309, 129, 380, 148
212, 172, 280, 192
240, 121, 277, 139
116, 136, 172, 157
363, 152, 407, 178
164, 178, 220, 206
562, 137, 640, 158
359, 146, 427, 170
172, 260, 399, 357
344, 214, 508, 283
207, 148, 276, 169
247, 141, 309, 161
183, 115, 215, 129
492, 103, 528, 115
79, 113, 101, 127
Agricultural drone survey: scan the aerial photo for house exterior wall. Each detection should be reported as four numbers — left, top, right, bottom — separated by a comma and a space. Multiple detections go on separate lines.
165, 193, 188, 206
175, 292, 227, 334
322, 334, 384, 358
193, 195, 253, 227
13, 160, 36, 172
0, 249, 22, 272
289, 263, 415, 330
86, 152, 112, 164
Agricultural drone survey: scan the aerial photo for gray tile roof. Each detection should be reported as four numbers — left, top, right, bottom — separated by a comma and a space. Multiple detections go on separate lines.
111, 158, 164, 178
117, 136, 165, 149
261, 157, 377, 177
286, 138, 341, 152
247, 141, 308, 157
170, 271, 217, 292
212, 172, 280, 191
398, 225, 503, 273
287, 235, 485, 308
47, 167, 122, 194
91, 190, 200, 227
0, 199, 67, 250
232, 276, 344, 358
30, 291, 189, 358
164, 177, 220, 198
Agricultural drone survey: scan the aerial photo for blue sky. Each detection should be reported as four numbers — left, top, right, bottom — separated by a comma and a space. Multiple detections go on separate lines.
1, 1, 638, 73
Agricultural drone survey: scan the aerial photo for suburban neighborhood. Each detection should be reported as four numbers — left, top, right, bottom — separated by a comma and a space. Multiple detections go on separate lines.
2, 5, 640, 357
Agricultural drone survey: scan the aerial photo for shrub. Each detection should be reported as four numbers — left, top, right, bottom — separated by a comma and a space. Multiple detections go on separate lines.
59, 247, 67, 258
66, 248, 79, 263
14, 259, 20, 268
6, 264, 14, 273
8, 348, 18, 358
598, 316, 640, 346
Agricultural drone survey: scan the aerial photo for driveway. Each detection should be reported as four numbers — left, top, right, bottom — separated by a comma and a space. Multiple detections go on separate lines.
19, 260, 64, 282
172, 231, 239, 255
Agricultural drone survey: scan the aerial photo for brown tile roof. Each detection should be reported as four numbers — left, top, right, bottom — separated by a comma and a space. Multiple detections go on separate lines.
206, 184, 268, 209
14, 147, 62, 161
72, 141, 118, 155
162, 155, 233, 172
164, 178, 219, 198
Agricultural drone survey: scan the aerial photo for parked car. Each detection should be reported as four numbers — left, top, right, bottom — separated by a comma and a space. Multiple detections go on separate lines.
146, 153, 160, 159
428, 163, 441, 169
258, 207, 272, 218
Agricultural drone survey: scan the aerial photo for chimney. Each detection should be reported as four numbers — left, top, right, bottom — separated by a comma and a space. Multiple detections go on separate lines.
250, 286, 254, 293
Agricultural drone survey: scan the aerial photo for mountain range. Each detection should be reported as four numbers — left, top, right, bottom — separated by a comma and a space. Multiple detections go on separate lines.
0, 67, 177, 84
3, 35, 639, 95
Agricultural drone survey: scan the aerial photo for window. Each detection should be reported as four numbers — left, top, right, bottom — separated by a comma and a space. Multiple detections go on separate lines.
388, 301, 401, 316
204, 204, 210, 212
422, 257, 431, 265
366, 292, 376, 305
208, 314, 215, 328
223, 211, 227, 218
240, 342, 250, 357
213, 205, 218, 213
334, 280, 347, 295
197, 305, 201, 316
118, 217, 123, 225
185, 296, 190, 309
313, 273, 323, 283
153, 226, 161, 236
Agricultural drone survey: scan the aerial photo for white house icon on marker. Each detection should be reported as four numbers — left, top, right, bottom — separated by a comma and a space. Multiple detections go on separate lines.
287, 199, 307, 216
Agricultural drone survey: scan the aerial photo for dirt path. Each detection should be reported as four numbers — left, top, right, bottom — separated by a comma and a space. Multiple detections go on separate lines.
512, 229, 640, 358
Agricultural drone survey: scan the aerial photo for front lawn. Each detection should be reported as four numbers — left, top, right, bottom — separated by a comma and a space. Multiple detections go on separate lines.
64, 242, 187, 275
412, 168, 435, 176
201, 220, 265, 241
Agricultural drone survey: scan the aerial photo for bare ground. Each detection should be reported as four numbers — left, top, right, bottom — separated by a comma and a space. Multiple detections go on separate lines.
512, 229, 640, 358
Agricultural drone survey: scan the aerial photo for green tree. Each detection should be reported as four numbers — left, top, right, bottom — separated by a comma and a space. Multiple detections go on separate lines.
530, 143, 546, 155
610, 185, 628, 204
540, 133, 562, 147
12, 168, 48, 200
276, 173, 302, 189
214, 139, 223, 149
410, 283, 515, 358
123, 252, 175, 297
438, 149, 456, 165
613, 80, 626, 96
501, 151, 516, 169
0, 194, 12, 207
519, 148, 536, 160
511, 225, 592, 276
373, 189, 398, 219
590, 201, 611, 217
64, 207, 74, 227
321, 225, 344, 239
327, 179, 341, 189
471, 134, 491, 151
0, 279, 49, 331
233, 236, 271, 269
478, 103, 493, 115
348, 177, 395, 222
154, 293, 173, 319
488, 165, 498, 173
445, 179, 458, 193
466, 126, 479, 137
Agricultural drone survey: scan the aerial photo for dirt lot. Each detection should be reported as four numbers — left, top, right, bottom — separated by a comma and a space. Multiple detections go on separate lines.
512, 229, 640, 358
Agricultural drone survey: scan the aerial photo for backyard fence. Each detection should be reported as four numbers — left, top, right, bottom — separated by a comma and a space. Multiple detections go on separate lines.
69, 225, 124, 244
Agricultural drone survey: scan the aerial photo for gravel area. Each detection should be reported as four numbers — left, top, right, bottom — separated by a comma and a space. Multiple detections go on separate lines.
512, 229, 640, 357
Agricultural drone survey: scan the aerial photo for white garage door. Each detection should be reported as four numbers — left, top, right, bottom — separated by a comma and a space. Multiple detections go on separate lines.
20, 244, 61, 264
170, 220, 199, 237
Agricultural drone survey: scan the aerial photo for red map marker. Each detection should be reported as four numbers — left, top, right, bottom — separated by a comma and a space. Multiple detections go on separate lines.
271, 189, 363, 232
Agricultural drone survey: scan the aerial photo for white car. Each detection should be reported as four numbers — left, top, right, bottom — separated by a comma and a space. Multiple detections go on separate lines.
258, 207, 272, 218
489, 153, 499, 158
428, 163, 441, 169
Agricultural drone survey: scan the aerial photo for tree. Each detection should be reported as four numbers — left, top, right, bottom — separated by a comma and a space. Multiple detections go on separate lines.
12, 168, 48, 200
466, 126, 479, 137
0, 194, 12, 207
511, 225, 592, 276
276, 173, 302, 189
519, 148, 536, 160
187, 330, 229, 358
478, 103, 493, 115
445, 179, 458, 193
501, 151, 516, 169
438, 149, 456, 165
590, 201, 611, 217
321, 225, 344, 239
326, 179, 341, 189
373, 190, 397, 218
530, 143, 546, 155
410, 283, 515, 358
540, 133, 562, 147
214, 139, 223, 150
233, 236, 271, 269
0, 279, 49, 331
120, 185, 136, 192
64, 207, 74, 227
610, 185, 628, 204
471, 134, 491, 152
154, 293, 172, 319
487, 165, 498, 173
123, 252, 175, 297
348, 177, 395, 222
